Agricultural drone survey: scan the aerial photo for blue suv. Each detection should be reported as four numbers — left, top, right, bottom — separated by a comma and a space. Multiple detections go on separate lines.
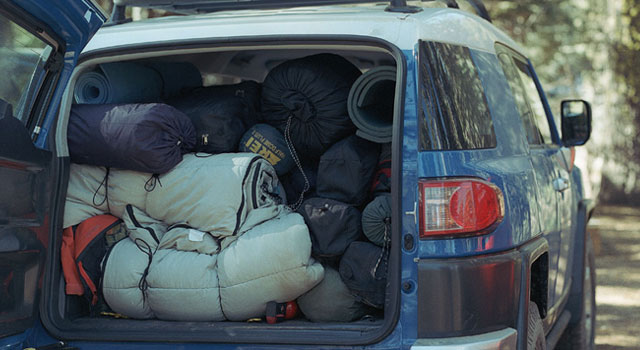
0, 1, 594, 349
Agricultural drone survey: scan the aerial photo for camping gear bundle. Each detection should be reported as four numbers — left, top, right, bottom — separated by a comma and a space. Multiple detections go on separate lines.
63, 54, 395, 323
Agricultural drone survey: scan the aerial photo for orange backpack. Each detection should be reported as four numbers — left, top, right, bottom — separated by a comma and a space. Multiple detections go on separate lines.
61, 215, 125, 305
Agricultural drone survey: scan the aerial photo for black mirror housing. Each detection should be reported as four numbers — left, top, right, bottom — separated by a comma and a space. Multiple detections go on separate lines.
561, 99, 591, 146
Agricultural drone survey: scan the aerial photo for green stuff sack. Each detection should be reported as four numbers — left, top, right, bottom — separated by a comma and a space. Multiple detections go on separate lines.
362, 194, 391, 246
297, 267, 372, 322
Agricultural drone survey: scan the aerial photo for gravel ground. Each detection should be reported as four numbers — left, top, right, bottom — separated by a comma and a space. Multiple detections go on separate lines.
587, 206, 640, 350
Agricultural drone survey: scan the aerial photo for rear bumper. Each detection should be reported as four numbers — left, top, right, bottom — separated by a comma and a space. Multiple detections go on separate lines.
411, 328, 517, 350
415, 237, 548, 350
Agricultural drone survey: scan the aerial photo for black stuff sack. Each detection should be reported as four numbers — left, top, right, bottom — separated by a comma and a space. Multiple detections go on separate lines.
168, 81, 262, 154
316, 135, 380, 207
261, 54, 361, 158
68, 103, 196, 174
362, 194, 392, 247
297, 267, 372, 322
239, 124, 294, 176
339, 241, 388, 309
298, 197, 361, 265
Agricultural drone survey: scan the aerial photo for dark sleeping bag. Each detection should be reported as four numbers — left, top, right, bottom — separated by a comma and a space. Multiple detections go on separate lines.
169, 81, 261, 154
68, 103, 196, 174
261, 54, 361, 158
316, 135, 380, 207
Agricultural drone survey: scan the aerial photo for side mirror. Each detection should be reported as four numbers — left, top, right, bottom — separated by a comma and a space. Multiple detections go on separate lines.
561, 99, 591, 146
0, 98, 13, 120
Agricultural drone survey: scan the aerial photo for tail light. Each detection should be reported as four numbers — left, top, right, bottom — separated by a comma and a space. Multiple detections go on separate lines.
419, 178, 504, 239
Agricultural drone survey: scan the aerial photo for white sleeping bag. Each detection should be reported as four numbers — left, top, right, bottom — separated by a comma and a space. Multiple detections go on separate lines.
218, 212, 324, 321
101, 206, 165, 319
102, 210, 323, 322
64, 153, 284, 238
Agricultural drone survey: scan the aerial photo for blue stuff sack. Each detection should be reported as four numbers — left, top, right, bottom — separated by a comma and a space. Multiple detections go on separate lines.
239, 124, 294, 176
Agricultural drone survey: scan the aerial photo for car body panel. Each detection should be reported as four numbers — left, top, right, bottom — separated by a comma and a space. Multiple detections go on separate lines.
0, 0, 103, 346
82, 6, 524, 56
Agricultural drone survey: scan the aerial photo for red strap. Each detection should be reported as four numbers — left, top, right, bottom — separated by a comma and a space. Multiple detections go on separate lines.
78, 261, 98, 305
61, 227, 84, 295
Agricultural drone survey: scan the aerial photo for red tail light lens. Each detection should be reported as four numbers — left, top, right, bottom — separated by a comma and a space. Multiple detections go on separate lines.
419, 178, 504, 238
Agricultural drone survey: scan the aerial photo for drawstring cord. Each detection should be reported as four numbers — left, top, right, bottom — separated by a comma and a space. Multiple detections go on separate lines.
284, 114, 309, 211
93, 167, 111, 213
372, 218, 391, 279
133, 238, 155, 302
144, 174, 162, 192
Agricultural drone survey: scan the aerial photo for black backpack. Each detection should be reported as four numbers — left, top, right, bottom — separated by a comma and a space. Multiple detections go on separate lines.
298, 197, 362, 265
339, 241, 388, 309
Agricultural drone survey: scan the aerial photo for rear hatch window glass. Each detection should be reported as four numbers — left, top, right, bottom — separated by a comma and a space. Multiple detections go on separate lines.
418, 41, 496, 151
0, 11, 50, 123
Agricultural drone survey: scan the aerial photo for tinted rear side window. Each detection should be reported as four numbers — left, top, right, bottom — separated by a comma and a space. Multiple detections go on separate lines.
418, 41, 496, 150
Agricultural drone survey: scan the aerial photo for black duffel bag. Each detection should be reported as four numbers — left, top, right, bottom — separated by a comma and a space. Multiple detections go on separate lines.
68, 103, 196, 174
261, 54, 361, 159
169, 81, 261, 154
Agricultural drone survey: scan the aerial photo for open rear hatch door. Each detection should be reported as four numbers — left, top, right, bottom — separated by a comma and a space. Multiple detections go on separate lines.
0, 0, 103, 347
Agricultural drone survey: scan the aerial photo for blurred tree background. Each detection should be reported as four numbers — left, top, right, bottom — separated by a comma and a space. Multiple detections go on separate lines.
94, 0, 640, 205
483, 0, 640, 206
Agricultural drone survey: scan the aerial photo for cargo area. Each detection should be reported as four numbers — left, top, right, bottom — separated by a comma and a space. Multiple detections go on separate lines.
42, 42, 403, 344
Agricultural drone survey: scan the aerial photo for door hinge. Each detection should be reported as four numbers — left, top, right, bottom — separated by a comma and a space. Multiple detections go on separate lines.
43, 50, 63, 73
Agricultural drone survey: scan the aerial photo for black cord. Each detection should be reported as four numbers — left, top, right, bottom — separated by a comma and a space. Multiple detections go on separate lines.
93, 167, 111, 213
133, 238, 154, 302
144, 174, 162, 192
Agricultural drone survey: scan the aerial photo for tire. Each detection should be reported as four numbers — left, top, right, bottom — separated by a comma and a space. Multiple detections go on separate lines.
557, 236, 596, 350
527, 301, 547, 350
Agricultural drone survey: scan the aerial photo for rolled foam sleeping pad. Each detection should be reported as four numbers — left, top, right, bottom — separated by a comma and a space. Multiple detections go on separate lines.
347, 66, 396, 143
74, 61, 201, 104
145, 61, 203, 99
74, 62, 163, 104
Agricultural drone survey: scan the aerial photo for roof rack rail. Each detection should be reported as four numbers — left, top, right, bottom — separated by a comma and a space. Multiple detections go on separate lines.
464, 0, 491, 22
425, 0, 491, 22
106, 4, 131, 26
105, 0, 490, 25
385, 0, 422, 13
106, 0, 425, 24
